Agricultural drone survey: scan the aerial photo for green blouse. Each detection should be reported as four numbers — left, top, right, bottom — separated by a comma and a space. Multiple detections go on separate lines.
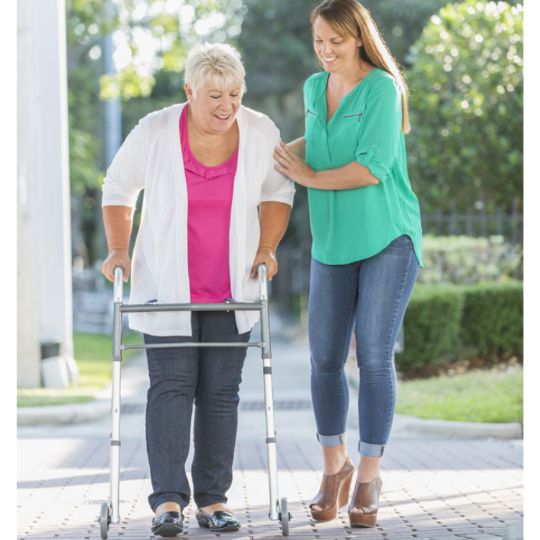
303, 68, 423, 267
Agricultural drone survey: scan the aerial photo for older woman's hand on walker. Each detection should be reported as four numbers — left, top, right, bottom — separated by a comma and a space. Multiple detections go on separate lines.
101, 205, 133, 282
250, 200, 291, 281
273, 141, 316, 187
250, 245, 278, 281
101, 249, 131, 283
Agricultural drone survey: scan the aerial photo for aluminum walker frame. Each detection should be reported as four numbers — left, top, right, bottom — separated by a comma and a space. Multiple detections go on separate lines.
98, 264, 291, 537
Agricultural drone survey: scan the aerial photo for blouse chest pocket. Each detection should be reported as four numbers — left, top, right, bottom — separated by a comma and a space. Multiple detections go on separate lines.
343, 111, 364, 122
342, 94, 367, 127
304, 105, 320, 144
335, 109, 366, 143
326, 109, 367, 163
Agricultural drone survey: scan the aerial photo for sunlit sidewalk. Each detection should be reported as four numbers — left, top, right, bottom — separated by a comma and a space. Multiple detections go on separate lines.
17, 337, 523, 539
16, 436, 523, 539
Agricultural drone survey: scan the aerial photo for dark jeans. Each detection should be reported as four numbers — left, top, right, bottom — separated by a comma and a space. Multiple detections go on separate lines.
308, 235, 419, 457
144, 311, 250, 511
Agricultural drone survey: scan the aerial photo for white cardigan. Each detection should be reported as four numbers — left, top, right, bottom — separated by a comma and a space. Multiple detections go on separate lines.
102, 103, 295, 336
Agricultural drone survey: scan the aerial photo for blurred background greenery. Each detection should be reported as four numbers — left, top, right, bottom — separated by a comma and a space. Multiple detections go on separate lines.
63, 0, 523, 420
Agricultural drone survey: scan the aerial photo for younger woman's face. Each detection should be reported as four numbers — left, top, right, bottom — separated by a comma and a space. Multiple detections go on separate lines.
312, 15, 362, 73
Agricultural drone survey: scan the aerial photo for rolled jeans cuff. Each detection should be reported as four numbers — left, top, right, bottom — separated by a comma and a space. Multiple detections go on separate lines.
317, 432, 347, 447
359, 441, 385, 457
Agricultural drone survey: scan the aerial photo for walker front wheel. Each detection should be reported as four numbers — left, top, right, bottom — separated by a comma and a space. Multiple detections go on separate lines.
99, 501, 111, 539
279, 497, 291, 536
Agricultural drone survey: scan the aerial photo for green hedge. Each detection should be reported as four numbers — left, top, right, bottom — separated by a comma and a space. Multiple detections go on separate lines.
396, 281, 523, 375
397, 285, 465, 373
461, 281, 523, 359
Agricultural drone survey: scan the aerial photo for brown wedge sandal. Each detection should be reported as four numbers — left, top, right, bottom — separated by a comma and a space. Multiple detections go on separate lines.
348, 476, 383, 528
309, 457, 354, 522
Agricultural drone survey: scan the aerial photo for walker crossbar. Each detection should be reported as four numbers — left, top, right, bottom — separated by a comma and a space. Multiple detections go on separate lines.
122, 342, 264, 350
120, 301, 264, 313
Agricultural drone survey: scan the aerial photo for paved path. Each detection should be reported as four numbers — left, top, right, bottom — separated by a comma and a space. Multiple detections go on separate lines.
18, 326, 523, 539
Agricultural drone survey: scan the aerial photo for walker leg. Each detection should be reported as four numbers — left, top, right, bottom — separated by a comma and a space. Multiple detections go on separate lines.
260, 291, 280, 521
109, 298, 122, 524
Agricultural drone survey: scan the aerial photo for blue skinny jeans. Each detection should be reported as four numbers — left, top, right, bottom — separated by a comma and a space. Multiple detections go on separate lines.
308, 235, 419, 457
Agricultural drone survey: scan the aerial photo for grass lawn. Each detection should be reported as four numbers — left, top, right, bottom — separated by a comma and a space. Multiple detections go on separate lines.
17, 332, 140, 407
396, 366, 523, 423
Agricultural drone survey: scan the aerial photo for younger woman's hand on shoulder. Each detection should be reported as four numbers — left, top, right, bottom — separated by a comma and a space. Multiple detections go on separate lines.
273, 141, 315, 187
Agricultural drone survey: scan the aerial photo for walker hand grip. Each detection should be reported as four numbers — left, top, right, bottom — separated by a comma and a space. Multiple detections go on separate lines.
257, 263, 268, 300
113, 266, 124, 303
257, 263, 267, 281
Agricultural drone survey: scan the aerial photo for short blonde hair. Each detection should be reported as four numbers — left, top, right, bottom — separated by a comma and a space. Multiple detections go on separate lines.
184, 43, 246, 96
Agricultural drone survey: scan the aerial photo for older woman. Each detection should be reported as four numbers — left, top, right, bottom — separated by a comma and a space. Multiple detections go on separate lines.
274, 0, 422, 529
101, 43, 294, 537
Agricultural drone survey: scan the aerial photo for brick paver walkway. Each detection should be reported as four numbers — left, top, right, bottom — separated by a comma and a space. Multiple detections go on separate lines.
18, 335, 523, 539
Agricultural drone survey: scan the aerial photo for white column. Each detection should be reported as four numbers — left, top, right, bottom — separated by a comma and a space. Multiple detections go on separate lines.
17, 84, 41, 388
17, 0, 75, 388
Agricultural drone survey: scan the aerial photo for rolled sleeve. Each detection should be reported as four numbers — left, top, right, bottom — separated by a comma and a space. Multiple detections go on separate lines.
260, 126, 295, 206
355, 77, 402, 183
101, 119, 148, 208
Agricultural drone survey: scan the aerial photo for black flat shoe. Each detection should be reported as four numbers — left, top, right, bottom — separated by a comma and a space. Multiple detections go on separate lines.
151, 511, 183, 537
196, 509, 241, 532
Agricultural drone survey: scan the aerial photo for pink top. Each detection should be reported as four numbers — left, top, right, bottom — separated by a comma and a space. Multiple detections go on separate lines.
180, 106, 238, 303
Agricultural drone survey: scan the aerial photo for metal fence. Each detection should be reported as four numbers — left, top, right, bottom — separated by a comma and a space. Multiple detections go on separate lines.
421, 212, 523, 244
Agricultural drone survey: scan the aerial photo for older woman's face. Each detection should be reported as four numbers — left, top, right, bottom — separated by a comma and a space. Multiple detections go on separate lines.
186, 82, 243, 134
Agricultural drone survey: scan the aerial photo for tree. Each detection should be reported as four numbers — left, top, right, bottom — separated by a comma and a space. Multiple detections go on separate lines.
361, 0, 451, 67
406, 0, 523, 214
67, 0, 109, 265
360, 0, 519, 68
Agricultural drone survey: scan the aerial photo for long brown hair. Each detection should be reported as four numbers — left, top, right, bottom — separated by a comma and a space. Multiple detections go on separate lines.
311, 0, 410, 133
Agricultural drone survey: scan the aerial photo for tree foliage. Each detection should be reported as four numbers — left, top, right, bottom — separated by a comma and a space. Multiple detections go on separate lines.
406, 0, 523, 214
361, 0, 451, 67
97, 0, 244, 100
360, 0, 518, 68
238, 0, 318, 99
